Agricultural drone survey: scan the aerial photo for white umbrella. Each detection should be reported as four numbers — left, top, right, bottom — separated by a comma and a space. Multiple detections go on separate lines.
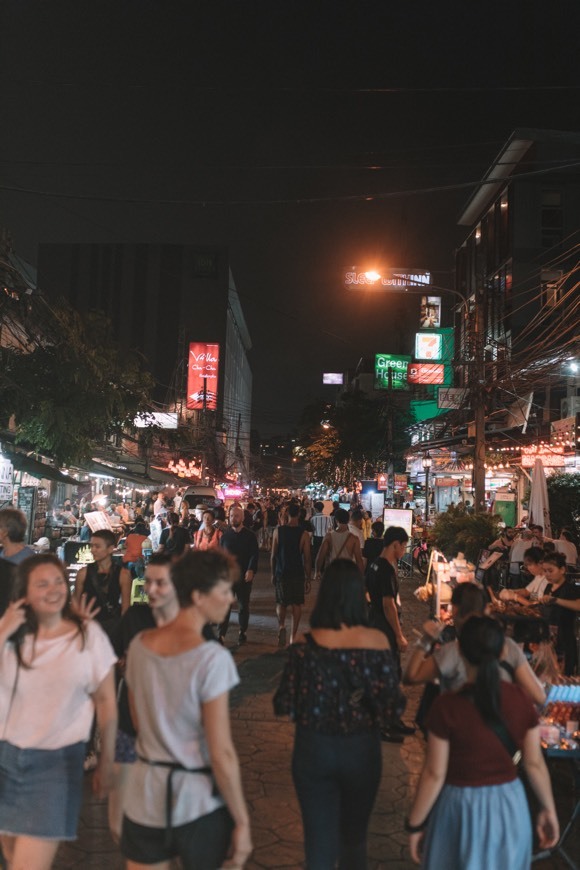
528, 457, 552, 538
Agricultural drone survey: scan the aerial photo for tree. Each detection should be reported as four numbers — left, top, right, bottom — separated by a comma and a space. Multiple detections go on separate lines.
546, 472, 580, 540
298, 391, 410, 489
429, 506, 502, 563
0, 303, 155, 465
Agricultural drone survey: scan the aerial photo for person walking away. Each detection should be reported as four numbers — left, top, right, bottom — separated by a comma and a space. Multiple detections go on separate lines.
406, 616, 559, 868
348, 509, 366, 554
195, 510, 223, 551
264, 500, 279, 551
310, 501, 333, 568
274, 560, 405, 870
0, 508, 36, 565
366, 526, 409, 672
271, 503, 312, 647
218, 505, 259, 646
0, 554, 117, 869
314, 509, 363, 578
121, 549, 252, 870
107, 553, 180, 842
158, 511, 192, 557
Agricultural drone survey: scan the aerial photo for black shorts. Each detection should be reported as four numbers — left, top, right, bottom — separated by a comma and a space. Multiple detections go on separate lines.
275, 575, 305, 606
121, 806, 233, 868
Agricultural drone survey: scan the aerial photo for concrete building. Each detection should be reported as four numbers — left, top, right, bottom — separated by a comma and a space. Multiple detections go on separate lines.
37, 243, 252, 478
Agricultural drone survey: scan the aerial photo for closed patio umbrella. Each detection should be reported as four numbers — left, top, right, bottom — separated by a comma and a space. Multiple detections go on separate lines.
528, 457, 552, 538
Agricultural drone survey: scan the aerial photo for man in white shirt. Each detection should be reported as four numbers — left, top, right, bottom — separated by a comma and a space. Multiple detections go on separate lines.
153, 493, 165, 517
555, 530, 578, 566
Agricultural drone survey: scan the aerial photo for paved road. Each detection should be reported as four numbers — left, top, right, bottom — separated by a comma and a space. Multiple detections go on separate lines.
54, 552, 578, 869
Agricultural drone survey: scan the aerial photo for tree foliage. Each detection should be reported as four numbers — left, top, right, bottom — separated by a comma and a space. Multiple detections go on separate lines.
0, 304, 155, 465
429, 505, 502, 563
298, 392, 410, 489
546, 472, 580, 540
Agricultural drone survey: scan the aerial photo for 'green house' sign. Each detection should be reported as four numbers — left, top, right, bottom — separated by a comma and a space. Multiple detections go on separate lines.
374, 354, 411, 391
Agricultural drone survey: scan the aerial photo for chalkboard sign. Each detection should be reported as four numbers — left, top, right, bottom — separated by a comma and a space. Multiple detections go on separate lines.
17, 487, 36, 542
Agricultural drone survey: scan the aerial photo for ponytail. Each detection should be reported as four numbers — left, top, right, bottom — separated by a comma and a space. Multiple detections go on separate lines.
459, 616, 505, 725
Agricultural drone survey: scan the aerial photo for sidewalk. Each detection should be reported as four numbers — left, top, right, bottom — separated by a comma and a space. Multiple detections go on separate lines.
54, 554, 578, 869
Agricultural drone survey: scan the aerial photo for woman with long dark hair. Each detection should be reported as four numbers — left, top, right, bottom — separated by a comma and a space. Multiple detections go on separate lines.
0, 554, 117, 869
274, 559, 405, 869
407, 616, 558, 868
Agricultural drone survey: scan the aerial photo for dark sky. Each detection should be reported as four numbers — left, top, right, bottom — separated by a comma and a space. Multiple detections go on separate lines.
2, 1, 580, 434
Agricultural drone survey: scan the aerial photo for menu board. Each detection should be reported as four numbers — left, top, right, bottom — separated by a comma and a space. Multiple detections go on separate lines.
382, 507, 414, 541
17, 486, 36, 543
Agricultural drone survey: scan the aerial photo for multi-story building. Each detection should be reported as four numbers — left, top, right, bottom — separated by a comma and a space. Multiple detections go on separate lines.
407, 129, 580, 515
37, 243, 252, 478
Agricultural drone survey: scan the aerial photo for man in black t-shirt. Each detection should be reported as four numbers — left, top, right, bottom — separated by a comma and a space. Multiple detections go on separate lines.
367, 525, 414, 740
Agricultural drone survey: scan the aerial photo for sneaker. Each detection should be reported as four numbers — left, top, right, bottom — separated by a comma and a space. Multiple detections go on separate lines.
83, 751, 98, 772
278, 626, 287, 648
238, 632, 247, 645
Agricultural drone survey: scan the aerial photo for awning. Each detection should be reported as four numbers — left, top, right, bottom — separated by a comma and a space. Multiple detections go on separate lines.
87, 460, 182, 489
8, 453, 79, 485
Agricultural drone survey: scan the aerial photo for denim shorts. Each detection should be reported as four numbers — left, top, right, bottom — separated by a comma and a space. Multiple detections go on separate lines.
0, 739, 86, 839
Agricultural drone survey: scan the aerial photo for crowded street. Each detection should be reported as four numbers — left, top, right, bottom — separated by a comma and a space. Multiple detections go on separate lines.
41, 553, 578, 870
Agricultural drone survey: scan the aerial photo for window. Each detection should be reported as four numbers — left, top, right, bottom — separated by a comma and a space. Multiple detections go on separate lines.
541, 190, 563, 248
541, 269, 563, 308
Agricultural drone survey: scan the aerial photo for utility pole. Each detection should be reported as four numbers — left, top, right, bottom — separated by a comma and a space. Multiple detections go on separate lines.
473, 287, 487, 513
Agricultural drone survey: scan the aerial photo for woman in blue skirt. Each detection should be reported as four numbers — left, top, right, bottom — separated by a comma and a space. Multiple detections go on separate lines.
406, 616, 559, 869
0, 554, 117, 869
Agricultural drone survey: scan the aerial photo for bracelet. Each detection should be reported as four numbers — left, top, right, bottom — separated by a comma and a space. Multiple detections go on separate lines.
404, 816, 428, 833
414, 635, 434, 653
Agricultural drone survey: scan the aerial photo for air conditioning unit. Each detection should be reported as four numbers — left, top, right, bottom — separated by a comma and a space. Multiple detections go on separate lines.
560, 396, 580, 418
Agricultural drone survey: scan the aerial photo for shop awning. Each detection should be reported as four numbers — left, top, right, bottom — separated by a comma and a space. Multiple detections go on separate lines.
88, 460, 184, 489
8, 453, 79, 485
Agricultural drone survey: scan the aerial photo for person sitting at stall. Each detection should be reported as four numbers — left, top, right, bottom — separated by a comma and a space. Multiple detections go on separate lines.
74, 529, 132, 635
499, 547, 548, 604
404, 583, 545, 706
122, 522, 150, 577
554, 529, 578, 567
540, 551, 580, 675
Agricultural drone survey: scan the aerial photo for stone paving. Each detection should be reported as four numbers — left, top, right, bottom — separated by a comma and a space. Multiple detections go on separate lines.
52, 553, 578, 869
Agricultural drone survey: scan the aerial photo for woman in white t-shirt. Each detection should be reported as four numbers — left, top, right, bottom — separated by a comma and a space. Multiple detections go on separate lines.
0, 553, 117, 869
121, 548, 252, 870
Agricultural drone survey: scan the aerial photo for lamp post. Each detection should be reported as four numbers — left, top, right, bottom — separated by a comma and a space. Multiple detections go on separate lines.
422, 453, 432, 526
345, 267, 487, 513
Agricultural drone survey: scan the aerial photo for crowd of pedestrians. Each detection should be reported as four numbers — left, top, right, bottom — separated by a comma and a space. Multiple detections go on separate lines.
0, 498, 569, 868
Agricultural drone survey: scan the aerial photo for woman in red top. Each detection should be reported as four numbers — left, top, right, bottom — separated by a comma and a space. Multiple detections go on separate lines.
122, 522, 150, 576
195, 510, 222, 551
407, 616, 559, 869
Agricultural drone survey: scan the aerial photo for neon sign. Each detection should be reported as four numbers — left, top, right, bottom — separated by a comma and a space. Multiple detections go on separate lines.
187, 343, 219, 411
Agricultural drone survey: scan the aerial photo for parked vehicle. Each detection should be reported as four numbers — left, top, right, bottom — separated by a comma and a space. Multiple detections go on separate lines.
182, 485, 223, 509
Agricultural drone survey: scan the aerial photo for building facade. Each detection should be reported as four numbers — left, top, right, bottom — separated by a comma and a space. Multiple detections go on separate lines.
37, 243, 252, 478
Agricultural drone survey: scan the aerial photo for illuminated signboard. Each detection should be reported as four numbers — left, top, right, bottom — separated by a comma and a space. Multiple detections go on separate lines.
407, 363, 445, 385
187, 342, 220, 410
344, 268, 431, 291
521, 446, 565, 468
323, 372, 344, 385
415, 332, 442, 360
134, 412, 179, 429
377, 473, 388, 491
420, 295, 441, 329
383, 507, 414, 540
374, 354, 411, 391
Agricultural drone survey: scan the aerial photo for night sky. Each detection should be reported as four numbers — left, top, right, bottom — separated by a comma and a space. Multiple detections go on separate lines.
2, 1, 580, 434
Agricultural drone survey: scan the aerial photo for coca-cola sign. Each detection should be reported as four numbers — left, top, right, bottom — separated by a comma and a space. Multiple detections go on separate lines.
187, 342, 220, 410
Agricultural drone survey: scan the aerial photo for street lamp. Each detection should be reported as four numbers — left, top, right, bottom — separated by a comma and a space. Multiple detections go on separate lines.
422, 453, 432, 526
